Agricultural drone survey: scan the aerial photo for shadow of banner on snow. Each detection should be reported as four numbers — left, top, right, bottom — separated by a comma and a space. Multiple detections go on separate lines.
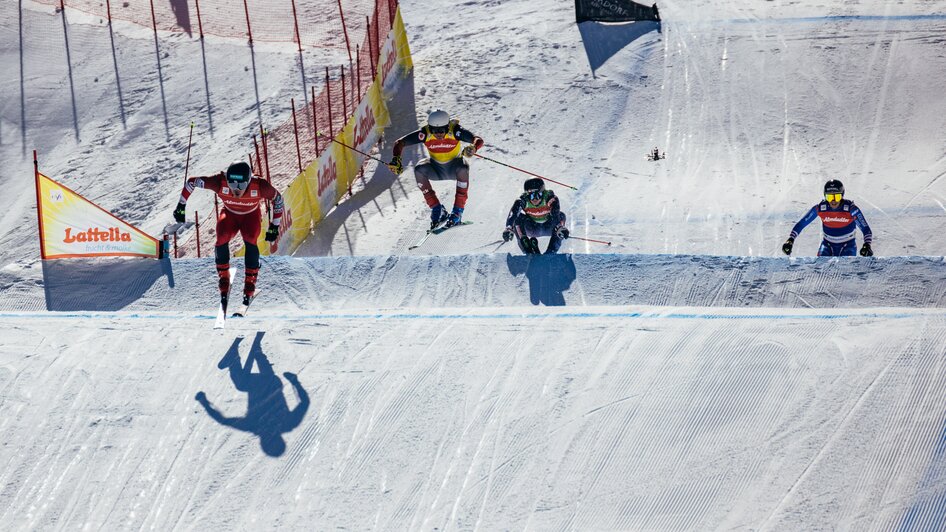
196, 332, 310, 457
506, 253, 578, 306
578, 20, 660, 74
42, 258, 174, 311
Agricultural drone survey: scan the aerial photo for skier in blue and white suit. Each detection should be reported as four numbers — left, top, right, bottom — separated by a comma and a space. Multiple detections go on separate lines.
782, 179, 874, 257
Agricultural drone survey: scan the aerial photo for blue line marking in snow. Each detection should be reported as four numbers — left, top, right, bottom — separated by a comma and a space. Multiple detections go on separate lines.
725, 14, 946, 24
0, 310, 935, 322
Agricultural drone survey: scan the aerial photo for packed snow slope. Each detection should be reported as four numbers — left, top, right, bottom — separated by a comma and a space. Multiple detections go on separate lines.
3, 0, 946, 529
2, 255, 946, 529
301, 0, 946, 258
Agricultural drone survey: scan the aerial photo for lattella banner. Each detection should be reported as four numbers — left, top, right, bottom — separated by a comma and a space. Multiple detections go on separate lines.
574, 0, 660, 23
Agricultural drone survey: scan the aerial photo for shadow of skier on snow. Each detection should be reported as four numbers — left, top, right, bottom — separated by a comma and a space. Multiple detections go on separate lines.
506, 253, 577, 306
195, 332, 309, 457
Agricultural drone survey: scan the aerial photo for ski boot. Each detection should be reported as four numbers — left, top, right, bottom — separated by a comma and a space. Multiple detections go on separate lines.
217, 263, 231, 307
243, 267, 259, 305
430, 204, 449, 230
444, 206, 464, 228
518, 236, 540, 255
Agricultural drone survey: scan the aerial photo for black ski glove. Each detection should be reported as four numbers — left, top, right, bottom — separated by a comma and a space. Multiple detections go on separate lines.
859, 242, 873, 257
387, 156, 403, 175
782, 237, 794, 255
265, 223, 279, 243
502, 227, 514, 242
555, 226, 570, 240
173, 202, 186, 223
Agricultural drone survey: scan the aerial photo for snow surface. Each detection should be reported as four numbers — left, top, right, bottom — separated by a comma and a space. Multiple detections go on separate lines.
2, 0, 946, 529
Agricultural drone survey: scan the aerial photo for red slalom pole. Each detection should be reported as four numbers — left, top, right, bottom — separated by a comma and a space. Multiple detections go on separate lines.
571, 235, 612, 246
473, 153, 577, 190
316, 130, 386, 164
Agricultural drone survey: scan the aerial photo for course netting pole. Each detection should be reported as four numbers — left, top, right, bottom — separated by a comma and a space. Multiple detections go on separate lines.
367, 16, 376, 79
291, 98, 303, 173
373, 2, 380, 64
242, 0, 253, 43
195, 211, 201, 258
194, 0, 204, 39
349, 60, 355, 106
473, 153, 577, 190
290, 0, 303, 53
149, 0, 158, 39
336, 0, 353, 63
325, 68, 335, 139
355, 44, 364, 95
311, 86, 320, 156
340, 66, 348, 121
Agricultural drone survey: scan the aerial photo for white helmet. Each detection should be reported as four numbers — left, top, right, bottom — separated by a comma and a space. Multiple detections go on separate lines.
427, 109, 450, 128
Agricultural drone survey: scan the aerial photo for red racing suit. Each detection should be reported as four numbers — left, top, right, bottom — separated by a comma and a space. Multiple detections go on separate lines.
179, 173, 284, 246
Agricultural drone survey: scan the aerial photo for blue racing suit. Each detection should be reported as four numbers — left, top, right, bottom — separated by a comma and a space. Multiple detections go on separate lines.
790, 199, 872, 256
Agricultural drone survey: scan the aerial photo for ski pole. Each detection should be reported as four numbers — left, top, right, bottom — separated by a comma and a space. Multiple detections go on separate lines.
474, 153, 577, 190
315, 130, 388, 165
570, 235, 612, 246
473, 239, 505, 249
183, 122, 194, 180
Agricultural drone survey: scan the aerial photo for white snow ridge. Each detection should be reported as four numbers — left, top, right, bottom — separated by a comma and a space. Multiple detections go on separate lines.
2, 0, 946, 529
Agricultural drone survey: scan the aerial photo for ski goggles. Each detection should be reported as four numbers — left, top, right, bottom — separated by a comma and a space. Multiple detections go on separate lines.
527, 190, 542, 202
429, 125, 449, 135
825, 193, 843, 203
227, 175, 250, 192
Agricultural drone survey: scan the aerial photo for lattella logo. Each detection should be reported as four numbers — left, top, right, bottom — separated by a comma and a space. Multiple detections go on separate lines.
822, 216, 850, 223
63, 227, 132, 243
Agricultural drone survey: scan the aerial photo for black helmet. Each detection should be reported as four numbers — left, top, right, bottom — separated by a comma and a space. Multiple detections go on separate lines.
226, 161, 252, 192
524, 178, 544, 193
824, 179, 844, 196
524, 178, 545, 202
227, 161, 251, 182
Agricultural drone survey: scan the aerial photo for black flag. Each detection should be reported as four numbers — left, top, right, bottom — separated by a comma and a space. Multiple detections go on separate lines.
575, 0, 660, 23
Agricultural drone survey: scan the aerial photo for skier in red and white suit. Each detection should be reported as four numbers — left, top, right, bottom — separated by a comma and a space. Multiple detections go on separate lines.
173, 161, 284, 306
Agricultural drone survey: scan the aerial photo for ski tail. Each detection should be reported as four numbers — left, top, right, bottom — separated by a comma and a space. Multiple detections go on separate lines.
232, 290, 260, 318
409, 221, 473, 250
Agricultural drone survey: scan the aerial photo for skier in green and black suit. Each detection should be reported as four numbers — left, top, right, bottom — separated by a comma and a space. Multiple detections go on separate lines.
502, 178, 569, 254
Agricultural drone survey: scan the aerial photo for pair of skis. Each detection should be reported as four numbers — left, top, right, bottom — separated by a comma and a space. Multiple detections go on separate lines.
214, 293, 258, 329
213, 267, 259, 329
408, 221, 473, 250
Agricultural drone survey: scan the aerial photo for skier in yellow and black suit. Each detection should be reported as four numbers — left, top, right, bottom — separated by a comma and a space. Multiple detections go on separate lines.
387, 109, 485, 229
